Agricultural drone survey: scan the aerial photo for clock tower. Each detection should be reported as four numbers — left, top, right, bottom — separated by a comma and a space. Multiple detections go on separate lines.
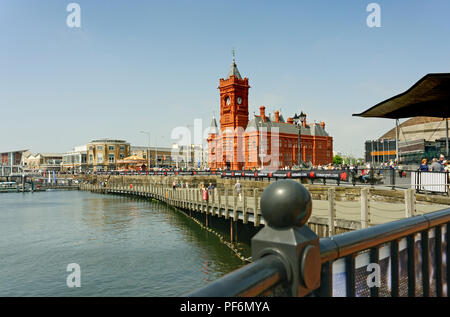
217, 56, 250, 170
218, 58, 250, 132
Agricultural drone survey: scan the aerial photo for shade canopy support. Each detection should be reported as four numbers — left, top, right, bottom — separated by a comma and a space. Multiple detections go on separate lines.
446, 118, 449, 156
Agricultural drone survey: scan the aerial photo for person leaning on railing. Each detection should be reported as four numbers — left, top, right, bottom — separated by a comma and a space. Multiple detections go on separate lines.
431, 158, 445, 172
419, 158, 429, 171
444, 160, 449, 172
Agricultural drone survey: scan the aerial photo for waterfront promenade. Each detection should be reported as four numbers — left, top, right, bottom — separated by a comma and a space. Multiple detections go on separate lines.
80, 178, 450, 238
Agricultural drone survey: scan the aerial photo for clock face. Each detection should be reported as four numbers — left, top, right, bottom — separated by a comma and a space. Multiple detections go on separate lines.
226, 97, 231, 105
237, 97, 242, 105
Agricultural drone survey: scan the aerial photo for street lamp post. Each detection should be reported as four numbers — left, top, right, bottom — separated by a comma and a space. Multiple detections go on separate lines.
186, 124, 193, 170
293, 111, 306, 168
259, 153, 266, 170
155, 137, 158, 169
155, 136, 165, 168
140, 131, 151, 170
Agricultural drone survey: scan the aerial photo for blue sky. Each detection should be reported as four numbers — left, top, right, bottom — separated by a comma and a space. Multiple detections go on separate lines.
1, 0, 449, 157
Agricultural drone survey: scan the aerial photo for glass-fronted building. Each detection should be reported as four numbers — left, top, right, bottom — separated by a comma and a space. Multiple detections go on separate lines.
364, 139, 397, 165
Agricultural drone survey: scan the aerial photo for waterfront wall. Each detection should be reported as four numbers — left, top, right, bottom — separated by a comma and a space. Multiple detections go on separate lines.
79, 181, 360, 238
71, 174, 450, 205
77, 176, 450, 241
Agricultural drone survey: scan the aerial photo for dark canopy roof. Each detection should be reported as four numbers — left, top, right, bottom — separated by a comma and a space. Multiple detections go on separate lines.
353, 73, 450, 119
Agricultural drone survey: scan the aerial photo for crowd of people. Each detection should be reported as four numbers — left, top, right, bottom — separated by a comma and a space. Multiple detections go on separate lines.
169, 179, 245, 203
419, 155, 448, 172
54, 153, 450, 178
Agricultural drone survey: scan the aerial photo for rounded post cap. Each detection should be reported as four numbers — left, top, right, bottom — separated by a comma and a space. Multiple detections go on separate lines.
260, 179, 312, 229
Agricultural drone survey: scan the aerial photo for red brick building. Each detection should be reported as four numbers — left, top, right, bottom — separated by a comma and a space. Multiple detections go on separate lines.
207, 59, 333, 170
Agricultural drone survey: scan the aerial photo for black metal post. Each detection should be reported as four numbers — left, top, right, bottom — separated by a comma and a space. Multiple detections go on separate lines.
252, 179, 321, 297
391, 167, 395, 190
298, 128, 302, 167
188, 179, 321, 297
370, 167, 375, 187
407, 234, 416, 296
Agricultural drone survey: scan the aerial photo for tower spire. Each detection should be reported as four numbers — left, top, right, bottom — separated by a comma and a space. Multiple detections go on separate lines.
227, 48, 242, 79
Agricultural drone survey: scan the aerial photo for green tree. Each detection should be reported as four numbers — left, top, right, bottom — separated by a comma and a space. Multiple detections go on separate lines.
333, 155, 343, 165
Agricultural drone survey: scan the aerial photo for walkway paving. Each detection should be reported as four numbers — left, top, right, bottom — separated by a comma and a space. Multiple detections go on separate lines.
311, 199, 449, 226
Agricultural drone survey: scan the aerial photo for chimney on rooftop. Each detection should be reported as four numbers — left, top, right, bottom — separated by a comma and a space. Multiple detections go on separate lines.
274, 110, 280, 123
260, 106, 266, 122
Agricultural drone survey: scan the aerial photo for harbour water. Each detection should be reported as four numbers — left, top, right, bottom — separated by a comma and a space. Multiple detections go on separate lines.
0, 191, 245, 296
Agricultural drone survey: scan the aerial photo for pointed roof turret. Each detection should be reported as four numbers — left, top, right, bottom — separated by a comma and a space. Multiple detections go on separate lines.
227, 61, 242, 79
208, 116, 219, 135
227, 49, 242, 79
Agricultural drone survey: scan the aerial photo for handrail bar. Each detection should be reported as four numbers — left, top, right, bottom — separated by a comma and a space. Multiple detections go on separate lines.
319, 208, 450, 263
187, 208, 450, 297
186, 254, 287, 297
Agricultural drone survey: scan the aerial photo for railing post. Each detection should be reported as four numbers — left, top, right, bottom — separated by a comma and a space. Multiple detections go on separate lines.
206, 188, 210, 216
252, 179, 321, 297
225, 187, 229, 219
243, 189, 248, 224
197, 188, 201, 211
233, 187, 238, 221
405, 188, 416, 217
254, 188, 260, 227
360, 187, 369, 228
328, 187, 335, 236
212, 188, 217, 216
217, 188, 222, 217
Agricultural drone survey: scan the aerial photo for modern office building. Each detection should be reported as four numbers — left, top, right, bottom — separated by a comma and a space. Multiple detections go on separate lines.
0, 149, 30, 176
364, 139, 397, 165
365, 116, 449, 165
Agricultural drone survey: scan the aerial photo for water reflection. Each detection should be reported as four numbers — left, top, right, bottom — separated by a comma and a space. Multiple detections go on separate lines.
0, 191, 244, 296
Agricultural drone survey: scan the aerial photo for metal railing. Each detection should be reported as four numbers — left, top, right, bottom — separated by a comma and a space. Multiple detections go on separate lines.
347, 168, 449, 192
317, 208, 449, 296
412, 170, 449, 194
55, 168, 449, 191
187, 179, 450, 297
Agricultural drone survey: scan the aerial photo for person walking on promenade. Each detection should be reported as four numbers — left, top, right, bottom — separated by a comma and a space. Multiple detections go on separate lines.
234, 180, 242, 201
419, 158, 429, 171
207, 182, 214, 196
202, 184, 208, 201
398, 162, 404, 178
